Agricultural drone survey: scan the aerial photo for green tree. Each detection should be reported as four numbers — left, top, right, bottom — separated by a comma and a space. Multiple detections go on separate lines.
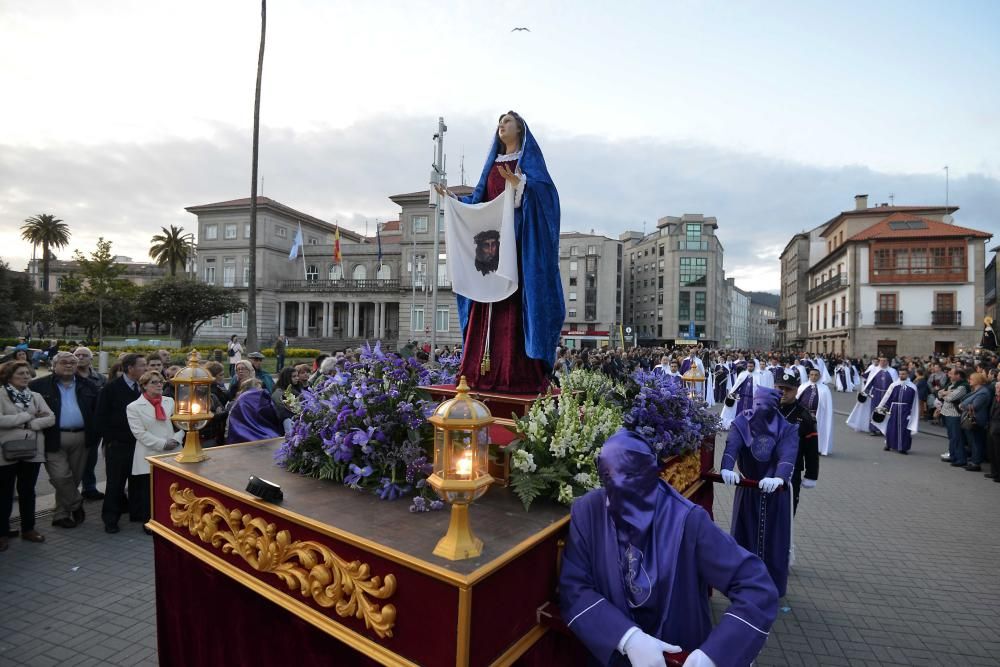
246, 0, 267, 352
137, 278, 246, 347
149, 225, 192, 277
73, 238, 133, 347
20, 213, 71, 293
0, 260, 40, 336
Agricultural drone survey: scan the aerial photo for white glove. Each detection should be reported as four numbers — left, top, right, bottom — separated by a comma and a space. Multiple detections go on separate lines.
161, 438, 179, 451
721, 469, 742, 486
801, 478, 817, 489
758, 477, 784, 493
623, 629, 681, 667
683, 648, 717, 667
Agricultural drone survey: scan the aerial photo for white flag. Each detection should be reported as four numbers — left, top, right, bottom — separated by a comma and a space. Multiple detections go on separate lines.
288, 223, 304, 260
443, 184, 518, 303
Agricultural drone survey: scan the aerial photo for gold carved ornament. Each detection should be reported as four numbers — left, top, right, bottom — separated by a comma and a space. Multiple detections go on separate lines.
167, 483, 397, 639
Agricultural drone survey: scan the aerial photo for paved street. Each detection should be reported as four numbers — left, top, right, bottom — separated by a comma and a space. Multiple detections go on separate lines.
2, 390, 1000, 665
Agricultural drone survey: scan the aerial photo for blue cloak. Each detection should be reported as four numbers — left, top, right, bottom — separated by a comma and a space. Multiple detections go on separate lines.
456, 119, 564, 366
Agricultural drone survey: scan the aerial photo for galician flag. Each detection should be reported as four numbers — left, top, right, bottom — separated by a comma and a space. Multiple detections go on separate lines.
376, 220, 383, 270
333, 223, 342, 265
288, 223, 304, 260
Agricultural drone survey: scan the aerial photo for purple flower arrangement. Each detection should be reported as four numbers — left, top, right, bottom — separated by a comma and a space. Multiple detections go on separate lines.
274, 342, 442, 509
623, 370, 721, 457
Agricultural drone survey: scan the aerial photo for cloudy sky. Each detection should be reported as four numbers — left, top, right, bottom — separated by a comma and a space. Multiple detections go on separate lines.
2, 0, 998, 291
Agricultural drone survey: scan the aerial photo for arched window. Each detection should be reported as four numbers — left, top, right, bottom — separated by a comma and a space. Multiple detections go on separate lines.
352, 265, 367, 280
328, 264, 343, 280
376, 264, 391, 280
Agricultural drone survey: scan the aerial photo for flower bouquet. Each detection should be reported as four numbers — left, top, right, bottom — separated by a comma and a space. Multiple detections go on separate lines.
507, 369, 721, 510
508, 384, 623, 511
275, 342, 442, 510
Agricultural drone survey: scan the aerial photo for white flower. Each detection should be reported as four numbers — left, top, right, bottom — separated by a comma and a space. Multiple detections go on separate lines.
511, 449, 537, 473
557, 482, 574, 505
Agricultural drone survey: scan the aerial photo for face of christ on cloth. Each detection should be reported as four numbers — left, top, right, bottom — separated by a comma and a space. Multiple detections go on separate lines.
474, 229, 501, 275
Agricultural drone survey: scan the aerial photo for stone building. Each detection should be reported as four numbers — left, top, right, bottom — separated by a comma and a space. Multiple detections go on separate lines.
28, 256, 168, 295
622, 214, 728, 346
780, 194, 964, 352
726, 278, 750, 348
748, 301, 777, 351
186, 196, 382, 347
558, 232, 623, 349
806, 211, 990, 358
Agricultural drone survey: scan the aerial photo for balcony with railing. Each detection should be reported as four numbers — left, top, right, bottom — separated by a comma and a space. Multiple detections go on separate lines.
806, 273, 848, 302
931, 310, 962, 326
279, 278, 400, 292
874, 310, 903, 326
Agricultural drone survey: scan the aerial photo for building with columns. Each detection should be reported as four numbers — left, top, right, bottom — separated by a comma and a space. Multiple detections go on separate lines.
186, 196, 400, 348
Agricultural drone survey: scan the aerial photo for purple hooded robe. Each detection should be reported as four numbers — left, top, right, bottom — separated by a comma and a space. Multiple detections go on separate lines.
560, 430, 778, 666
721, 387, 799, 597
225, 388, 282, 444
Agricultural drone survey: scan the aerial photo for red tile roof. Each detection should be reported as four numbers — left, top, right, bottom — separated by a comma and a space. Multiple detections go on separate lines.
381, 220, 401, 232
820, 205, 958, 235
848, 212, 991, 241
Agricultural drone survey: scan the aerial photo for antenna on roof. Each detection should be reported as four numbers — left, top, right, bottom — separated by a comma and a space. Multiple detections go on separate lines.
460, 147, 465, 186
888, 193, 894, 206
943, 165, 954, 223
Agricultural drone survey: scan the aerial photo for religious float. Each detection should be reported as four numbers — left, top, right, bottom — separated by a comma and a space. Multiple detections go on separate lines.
147, 347, 719, 666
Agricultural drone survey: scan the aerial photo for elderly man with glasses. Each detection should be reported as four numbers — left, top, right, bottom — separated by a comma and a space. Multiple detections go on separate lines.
29, 351, 101, 528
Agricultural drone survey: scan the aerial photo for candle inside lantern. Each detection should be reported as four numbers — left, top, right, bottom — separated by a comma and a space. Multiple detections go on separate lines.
191, 402, 202, 414
455, 452, 473, 478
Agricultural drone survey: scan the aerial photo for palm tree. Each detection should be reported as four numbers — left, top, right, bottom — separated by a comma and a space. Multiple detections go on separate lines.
149, 225, 192, 277
21, 213, 71, 293
246, 0, 266, 351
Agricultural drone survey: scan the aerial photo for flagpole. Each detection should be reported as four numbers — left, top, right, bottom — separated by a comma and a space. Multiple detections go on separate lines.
299, 223, 308, 281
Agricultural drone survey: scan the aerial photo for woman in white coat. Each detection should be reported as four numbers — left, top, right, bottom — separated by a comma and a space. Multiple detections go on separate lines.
0, 360, 56, 550
127, 371, 182, 529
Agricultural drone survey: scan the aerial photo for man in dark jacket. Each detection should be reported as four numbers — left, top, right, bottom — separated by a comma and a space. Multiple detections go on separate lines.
29, 352, 100, 528
774, 370, 819, 515
94, 353, 147, 533
73, 346, 107, 499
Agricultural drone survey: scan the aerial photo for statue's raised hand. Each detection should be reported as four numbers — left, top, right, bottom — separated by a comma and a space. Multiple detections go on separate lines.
498, 163, 521, 187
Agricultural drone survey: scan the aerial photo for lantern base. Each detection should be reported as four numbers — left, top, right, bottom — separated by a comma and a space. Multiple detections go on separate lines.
175, 430, 208, 464
433, 503, 483, 561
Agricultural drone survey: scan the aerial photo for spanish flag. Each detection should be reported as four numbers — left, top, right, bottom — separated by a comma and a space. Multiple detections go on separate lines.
333, 223, 342, 265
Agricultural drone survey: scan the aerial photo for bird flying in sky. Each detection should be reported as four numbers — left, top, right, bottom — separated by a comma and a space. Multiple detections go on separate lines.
511, 27, 530, 32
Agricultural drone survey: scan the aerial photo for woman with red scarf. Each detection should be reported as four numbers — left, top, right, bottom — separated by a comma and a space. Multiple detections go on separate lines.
126, 371, 182, 529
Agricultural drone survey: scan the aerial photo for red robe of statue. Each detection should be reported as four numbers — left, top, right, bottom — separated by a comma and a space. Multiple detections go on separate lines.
458, 159, 549, 394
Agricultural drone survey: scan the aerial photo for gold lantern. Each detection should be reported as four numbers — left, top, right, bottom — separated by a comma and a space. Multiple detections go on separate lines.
427, 376, 494, 560
170, 350, 213, 463
681, 367, 706, 400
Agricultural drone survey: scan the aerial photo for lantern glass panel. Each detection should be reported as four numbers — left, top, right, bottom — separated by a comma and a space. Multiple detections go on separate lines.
433, 427, 446, 476
176, 383, 192, 411
448, 400, 473, 420
450, 429, 474, 478
475, 428, 490, 477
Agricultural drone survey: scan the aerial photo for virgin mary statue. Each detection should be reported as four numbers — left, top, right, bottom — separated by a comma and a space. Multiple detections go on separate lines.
441, 111, 564, 394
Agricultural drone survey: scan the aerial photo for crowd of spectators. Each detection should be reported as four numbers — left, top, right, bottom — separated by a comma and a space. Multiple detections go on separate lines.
4, 337, 997, 552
